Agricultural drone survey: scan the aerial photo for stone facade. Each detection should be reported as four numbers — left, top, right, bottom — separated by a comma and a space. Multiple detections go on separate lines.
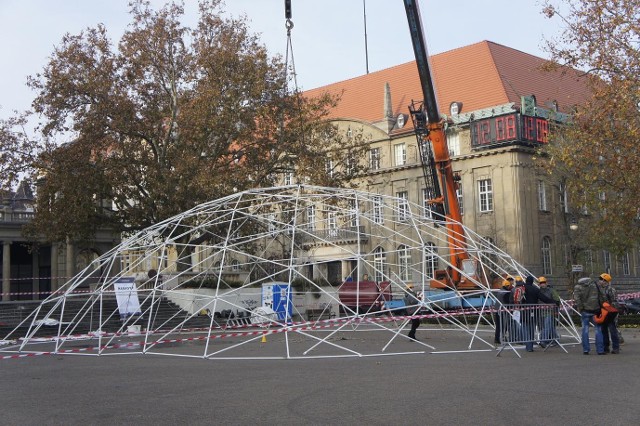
0, 181, 119, 301
313, 108, 639, 295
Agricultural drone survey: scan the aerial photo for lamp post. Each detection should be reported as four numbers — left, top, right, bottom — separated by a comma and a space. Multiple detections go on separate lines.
568, 217, 580, 292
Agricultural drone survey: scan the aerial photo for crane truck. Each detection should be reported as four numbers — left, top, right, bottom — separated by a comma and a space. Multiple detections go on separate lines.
403, 0, 480, 289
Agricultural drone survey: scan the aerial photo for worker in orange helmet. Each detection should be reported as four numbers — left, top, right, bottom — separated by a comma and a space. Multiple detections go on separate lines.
598, 273, 621, 354
538, 276, 560, 347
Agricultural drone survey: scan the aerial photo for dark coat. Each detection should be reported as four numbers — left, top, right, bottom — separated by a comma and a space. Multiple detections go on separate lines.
524, 278, 553, 305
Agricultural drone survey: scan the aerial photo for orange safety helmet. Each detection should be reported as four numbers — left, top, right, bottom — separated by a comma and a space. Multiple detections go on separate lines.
599, 273, 612, 282
538, 276, 547, 284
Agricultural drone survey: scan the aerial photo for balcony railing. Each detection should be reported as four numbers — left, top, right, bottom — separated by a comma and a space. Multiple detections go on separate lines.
295, 226, 368, 246
0, 210, 35, 223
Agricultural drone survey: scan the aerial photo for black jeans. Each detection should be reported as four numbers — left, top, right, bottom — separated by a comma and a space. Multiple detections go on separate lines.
408, 318, 420, 339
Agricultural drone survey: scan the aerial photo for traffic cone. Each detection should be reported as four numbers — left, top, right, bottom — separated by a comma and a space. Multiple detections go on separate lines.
261, 333, 267, 343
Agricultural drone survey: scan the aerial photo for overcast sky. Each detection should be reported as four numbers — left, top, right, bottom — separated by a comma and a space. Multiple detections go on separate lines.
0, 0, 561, 120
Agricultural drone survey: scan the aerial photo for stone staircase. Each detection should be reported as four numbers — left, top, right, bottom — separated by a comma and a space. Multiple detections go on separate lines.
0, 295, 214, 340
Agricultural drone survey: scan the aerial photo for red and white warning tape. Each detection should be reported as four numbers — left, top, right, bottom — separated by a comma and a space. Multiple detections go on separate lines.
4, 291, 640, 360
0, 306, 503, 360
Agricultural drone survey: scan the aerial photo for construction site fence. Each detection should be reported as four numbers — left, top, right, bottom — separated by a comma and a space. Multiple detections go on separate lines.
496, 303, 562, 346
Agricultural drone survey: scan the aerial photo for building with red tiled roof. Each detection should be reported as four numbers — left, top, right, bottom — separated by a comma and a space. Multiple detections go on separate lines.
305, 41, 590, 128
295, 41, 638, 293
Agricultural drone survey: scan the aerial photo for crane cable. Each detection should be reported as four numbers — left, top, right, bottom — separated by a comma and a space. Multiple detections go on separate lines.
282, 0, 307, 160
283, 0, 299, 93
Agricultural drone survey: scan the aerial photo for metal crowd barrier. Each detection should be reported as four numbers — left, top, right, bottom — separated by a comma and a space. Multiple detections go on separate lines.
496, 303, 569, 356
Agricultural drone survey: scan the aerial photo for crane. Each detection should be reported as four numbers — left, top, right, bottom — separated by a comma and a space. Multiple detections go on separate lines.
403, 0, 478, 289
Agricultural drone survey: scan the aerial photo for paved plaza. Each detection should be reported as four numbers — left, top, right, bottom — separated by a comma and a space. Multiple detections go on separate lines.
1, 326, 639, 425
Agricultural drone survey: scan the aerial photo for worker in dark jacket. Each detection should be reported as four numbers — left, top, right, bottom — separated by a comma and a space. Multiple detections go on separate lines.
538, 276, 560, 347
573, 277, 604, 355
522, 275, 553, 352
524, 275, 554, 304
403, 284, 421, 341
494, 278, 513, 344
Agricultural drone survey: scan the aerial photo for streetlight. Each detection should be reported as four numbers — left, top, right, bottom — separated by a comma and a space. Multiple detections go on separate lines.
568, 217, 580, 293
569, 218, 578, 231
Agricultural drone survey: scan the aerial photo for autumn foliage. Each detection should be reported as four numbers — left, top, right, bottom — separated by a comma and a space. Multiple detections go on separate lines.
0, 0, 367, 243
541, 0, 640, 253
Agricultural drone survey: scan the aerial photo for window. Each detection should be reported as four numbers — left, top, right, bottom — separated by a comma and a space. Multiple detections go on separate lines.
422, 188, 435, 219
394, 143, 406, 166
397, 191, 409, 221
306, 205, 316, 231
346, 153, 357, 175
369, 148, 381, 170
373, 195, 383, 224
585, 250, 594, 274
348, 199, 357, 227
482, 237, 497, 268
538, 180, 548, 211
268, 213, 276, 235
284, 171, 293, 186
559, 182, 569, 213
231, 259, 239, 271
622, 252, 630, 275
478, 179, 493, 212
122, 250, 146, 273
542, 236, 552, 275
325, 159, 334, 178
398, 245, 410, 281
424, 242, 437, 278
599, 191, 607, 216
456, 183, 464, 215
603, 250, 611, 273
374, 247, 386, 283
327, 211, 337, 237
447, 131, 460, 156
193, 246, 205, 272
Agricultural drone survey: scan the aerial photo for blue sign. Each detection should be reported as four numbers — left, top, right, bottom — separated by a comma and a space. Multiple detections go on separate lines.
262, 282, 293, 322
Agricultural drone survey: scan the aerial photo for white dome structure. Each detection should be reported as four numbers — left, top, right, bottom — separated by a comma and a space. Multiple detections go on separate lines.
1, 185, 579, 359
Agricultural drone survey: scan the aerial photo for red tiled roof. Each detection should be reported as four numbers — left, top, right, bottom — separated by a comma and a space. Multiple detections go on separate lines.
304, 41, 590, 123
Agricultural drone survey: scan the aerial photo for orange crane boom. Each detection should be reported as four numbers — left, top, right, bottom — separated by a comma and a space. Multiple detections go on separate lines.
403, 0, 475, 289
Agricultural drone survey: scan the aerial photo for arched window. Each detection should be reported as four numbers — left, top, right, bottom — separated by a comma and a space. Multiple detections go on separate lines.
542, 237, 552, 275
424, 242, 437, 278
231, 259, 239, 271
398, 245, 410, 281
373, 247, 386, 283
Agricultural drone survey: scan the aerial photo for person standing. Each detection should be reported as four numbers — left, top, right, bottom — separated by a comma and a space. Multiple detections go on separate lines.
573, 277, 604, 355
538, 276, 560, 347
509, 276, 526, 343
522, 275, 553, 352
494, 278, 513, 344
403, 284, 421, 341
598, 273, 621, 354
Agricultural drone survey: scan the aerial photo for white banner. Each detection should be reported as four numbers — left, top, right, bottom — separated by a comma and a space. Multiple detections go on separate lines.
114, 277, 141, 317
